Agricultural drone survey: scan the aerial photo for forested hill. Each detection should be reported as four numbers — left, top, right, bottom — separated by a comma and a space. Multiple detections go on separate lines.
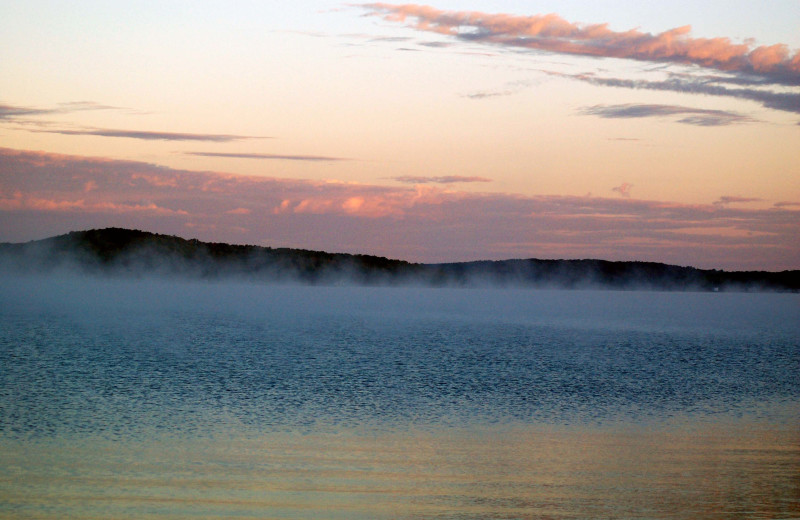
1, 228, 797, 292
0, 228, 416, 285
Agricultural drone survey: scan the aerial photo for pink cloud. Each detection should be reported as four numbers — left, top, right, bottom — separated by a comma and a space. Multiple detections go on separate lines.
273, 185, 453, 218
359, 4, 800, 85
0, 191, 187, 216
612, 183, 633, 198
1, 147, 797, 270
130, 174, 180, 188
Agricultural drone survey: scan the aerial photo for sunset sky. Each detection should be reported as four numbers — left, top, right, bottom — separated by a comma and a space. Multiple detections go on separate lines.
1, 1, 798, 270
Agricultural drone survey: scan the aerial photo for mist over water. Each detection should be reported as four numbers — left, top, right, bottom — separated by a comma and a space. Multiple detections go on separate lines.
1, 275, 799, 518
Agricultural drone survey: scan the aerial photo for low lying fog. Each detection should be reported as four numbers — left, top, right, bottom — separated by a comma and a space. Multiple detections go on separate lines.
2, 273, 798, 337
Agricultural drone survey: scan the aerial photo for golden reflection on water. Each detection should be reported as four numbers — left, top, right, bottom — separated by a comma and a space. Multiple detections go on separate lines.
2, 419, 799, 519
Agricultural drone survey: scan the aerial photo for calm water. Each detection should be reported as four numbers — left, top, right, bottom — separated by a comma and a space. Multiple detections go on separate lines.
1, 276, 799, 519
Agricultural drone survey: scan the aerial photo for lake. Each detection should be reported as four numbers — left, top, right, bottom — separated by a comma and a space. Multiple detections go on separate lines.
1, 276, 798, 519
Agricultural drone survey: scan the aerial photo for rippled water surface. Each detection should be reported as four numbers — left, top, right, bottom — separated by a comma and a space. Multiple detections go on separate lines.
1, 277, 798, 519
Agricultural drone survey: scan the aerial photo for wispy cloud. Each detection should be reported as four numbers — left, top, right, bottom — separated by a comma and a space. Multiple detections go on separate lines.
462, 80, 534, 100
27, 127, 263, 142
0, 103, 58, 119
0, 195, 187, 216
368, 35, 413, 43
392, 175, 492, 184
418, 41, 451, 48
2, 147, 797, 269
358, 3, 800, 85
185, 151, 347, 161
56, 101, 121, 112
464, 89, 515, 100
612, 183, 633, 197
713, 196, 762, 206
560, 73, 800, 114
0, 101, 118, 120
357, 4, 800, 117
581, 104, 755, 126
0, 102, 262, 141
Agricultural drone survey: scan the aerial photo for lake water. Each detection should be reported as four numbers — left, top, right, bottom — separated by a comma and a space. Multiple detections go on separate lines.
1, 277, 798, 519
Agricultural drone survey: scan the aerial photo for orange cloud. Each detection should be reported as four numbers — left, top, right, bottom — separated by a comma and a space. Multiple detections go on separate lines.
130, 174, 180, 188
273, 185, 453, 218
0, 191, 187, 216
360, 3, 800, 84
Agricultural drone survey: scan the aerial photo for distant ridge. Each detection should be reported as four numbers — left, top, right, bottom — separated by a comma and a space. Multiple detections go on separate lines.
0, 228, 416, 285
1, 228, 798, 292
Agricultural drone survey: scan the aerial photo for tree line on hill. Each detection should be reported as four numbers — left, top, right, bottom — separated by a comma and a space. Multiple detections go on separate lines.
1, 228, 797, 292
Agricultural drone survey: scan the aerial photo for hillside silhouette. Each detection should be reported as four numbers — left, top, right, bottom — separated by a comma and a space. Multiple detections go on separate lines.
1, 228, 797, 291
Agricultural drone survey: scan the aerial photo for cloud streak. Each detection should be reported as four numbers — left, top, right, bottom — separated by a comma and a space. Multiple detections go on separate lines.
0, 101, 118, 120
185, 151, 347, 161
359, 3, 800, 85
28, 127, 263, 142
581, 104, 755, 126
713, 196, 762, 206
392, 175, 492, 184
560, 73, 800, 114
0, 103, 264, 141
0, 194, 187, 216
0, 103, 58, 119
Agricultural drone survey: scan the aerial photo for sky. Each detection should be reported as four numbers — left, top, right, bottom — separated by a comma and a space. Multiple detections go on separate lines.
1, 1, 799, 270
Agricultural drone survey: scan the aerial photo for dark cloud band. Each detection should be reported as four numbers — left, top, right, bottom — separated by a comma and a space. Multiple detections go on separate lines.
29, 128, 263, 142
581, 104, 755, 126
568, 74, 800, 115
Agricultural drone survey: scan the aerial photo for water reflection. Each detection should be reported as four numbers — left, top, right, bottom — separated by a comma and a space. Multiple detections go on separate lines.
2, 281, 798, 518
2, 418, 798, 519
